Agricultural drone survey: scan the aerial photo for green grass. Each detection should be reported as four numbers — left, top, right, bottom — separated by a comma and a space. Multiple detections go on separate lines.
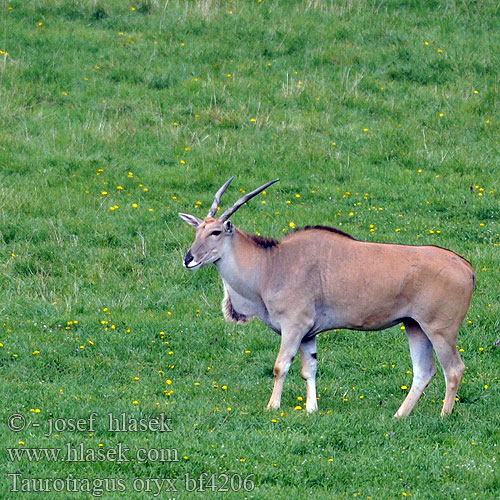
1, 0, 499, 498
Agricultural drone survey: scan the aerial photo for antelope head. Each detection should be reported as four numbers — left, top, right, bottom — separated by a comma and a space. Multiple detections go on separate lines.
179, 176, 279, 271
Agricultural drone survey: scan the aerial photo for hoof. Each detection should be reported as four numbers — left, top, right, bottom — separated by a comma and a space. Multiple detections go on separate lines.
266, 401, 280, 411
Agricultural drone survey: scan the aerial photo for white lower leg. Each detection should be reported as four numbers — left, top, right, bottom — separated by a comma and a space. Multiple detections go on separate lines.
305, 378, 318, 412
300, 337, 318, 413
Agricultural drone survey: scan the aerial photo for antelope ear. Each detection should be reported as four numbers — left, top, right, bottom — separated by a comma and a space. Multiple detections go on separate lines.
179, 213, 202, 228
223, 220, 234, 234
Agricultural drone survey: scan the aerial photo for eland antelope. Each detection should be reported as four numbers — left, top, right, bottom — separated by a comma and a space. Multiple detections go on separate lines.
179, 177, 475, 417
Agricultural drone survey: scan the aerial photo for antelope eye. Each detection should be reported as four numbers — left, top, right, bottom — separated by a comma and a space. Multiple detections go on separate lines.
210, 230, 222, 237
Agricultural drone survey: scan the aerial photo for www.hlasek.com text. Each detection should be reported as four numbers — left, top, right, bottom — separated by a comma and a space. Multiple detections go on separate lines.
8, 442, 178, 463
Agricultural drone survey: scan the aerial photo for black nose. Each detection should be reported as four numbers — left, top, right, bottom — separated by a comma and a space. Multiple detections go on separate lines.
184, 250, 194, 268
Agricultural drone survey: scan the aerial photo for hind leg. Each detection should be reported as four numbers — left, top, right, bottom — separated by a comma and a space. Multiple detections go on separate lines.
394, 320, 437, 418
430, 332, 465, 417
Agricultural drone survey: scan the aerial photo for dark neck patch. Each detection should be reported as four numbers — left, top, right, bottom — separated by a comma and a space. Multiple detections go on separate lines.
245, 232, 279, 249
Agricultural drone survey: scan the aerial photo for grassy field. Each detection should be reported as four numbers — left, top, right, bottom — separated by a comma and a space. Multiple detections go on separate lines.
1, 0, 499, 498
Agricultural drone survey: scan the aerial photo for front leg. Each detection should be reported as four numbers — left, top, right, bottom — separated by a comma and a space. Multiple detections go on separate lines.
300, 337, 318, 413
266, 319, 314, 411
